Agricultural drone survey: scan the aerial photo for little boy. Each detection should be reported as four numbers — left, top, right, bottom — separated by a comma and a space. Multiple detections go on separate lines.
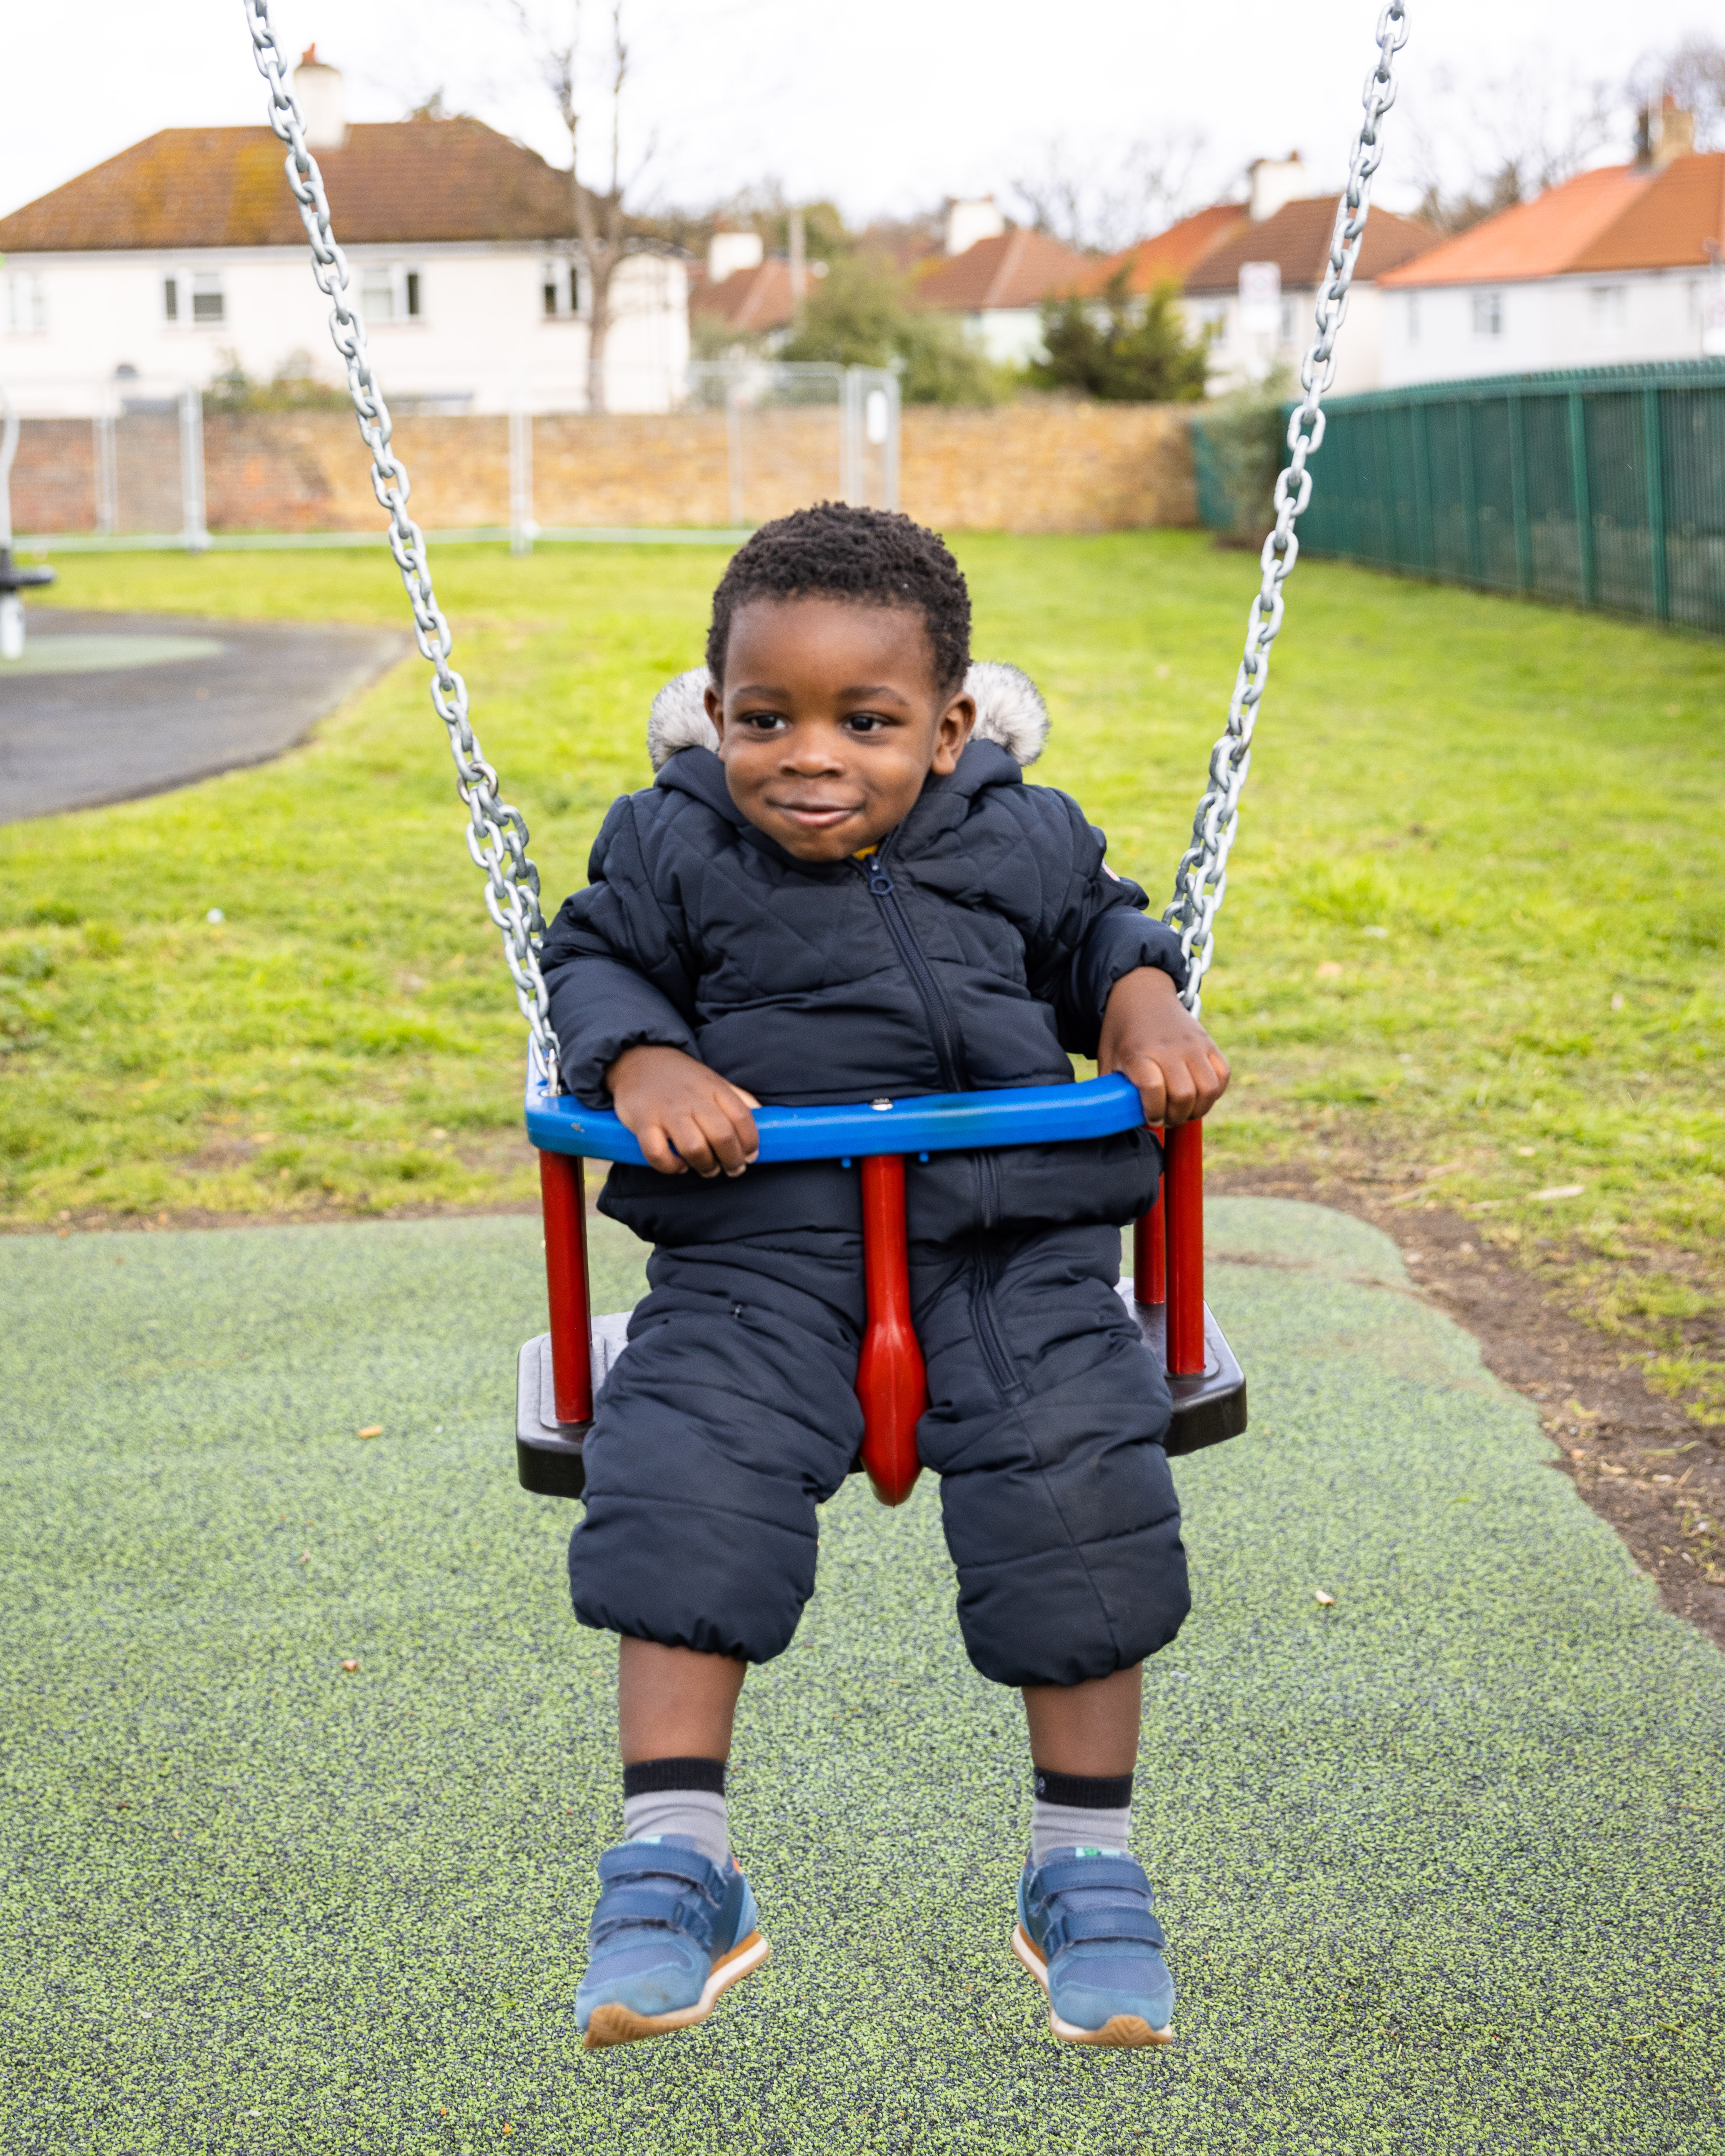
541, 504, 1228, 2051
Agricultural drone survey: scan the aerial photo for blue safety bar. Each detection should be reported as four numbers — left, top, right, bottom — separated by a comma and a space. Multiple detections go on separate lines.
525, 1066, 1148, 1167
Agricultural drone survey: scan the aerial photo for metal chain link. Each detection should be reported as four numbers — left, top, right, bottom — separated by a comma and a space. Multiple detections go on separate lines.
1165, 1, 1409, 1014
242, 0, 560, 1087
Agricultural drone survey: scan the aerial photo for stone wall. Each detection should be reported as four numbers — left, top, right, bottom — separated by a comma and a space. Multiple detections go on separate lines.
13, 398, 1199, 538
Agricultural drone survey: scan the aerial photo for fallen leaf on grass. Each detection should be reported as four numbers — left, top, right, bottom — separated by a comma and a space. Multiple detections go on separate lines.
356, 1424, 383, 1440
1313, 1590, 1336, 1607
341, 1660, 360, 1673
1533, 1185, 1584, 1202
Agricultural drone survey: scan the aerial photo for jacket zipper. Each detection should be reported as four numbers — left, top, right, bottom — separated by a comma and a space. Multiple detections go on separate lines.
862, 843, 1019, 1394
861, 840, 967, 1094
969, 1151, 1020, 1395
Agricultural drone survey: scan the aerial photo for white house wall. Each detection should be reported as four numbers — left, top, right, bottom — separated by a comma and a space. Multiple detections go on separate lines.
967, 307, 1047, 367
0, 245, 689, 416
1181, 285, 1386, 396
1379, 269, 1715, 388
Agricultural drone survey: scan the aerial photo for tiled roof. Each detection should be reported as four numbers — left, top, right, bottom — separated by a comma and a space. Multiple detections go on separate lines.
691, 258, 797, 334
915, 228, 1088, 313
1076, 204, 1247, 296
0, 121, 578, 252
1379, 155, 1725, 287
1184, 196, 1436, 292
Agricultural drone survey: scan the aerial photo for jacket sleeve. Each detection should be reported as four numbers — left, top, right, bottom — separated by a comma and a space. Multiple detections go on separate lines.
539, 795, 703, 1106
1020, 790, 1190, 1059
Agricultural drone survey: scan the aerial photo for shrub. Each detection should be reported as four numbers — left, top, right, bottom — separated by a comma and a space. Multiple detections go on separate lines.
1030, 271, 1209, 403
778, 256, 1009, 405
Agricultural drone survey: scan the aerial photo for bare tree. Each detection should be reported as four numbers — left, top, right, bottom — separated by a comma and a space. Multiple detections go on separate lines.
507, 0, 656, 414
1009, 130, 1207, 256
1406, 59, 1616, 234
1629, 35, 1725, 151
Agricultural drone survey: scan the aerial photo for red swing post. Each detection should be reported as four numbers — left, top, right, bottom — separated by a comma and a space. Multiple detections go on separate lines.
854, 1153, 926, 1507
1162, 1118, 1206, 1376
1133, 1120, 1205, 1377
539, 1149, 595, 1427
1132, 1125, 1167, 1311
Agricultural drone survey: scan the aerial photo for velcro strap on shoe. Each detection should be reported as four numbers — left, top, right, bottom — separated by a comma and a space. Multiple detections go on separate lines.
1035, 1855, 1151, 1900
1045, 1905, 1167, 1955
597, 1843, 723, 1900
589, 1883, 717, 1950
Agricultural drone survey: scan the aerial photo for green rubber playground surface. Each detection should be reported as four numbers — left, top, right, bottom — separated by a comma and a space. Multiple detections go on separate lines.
3, 1199, 1722, 2153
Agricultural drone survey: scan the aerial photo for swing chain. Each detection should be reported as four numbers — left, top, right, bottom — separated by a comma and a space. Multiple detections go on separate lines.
242, 0, 560, 1088
1165, 0, 1409, 1014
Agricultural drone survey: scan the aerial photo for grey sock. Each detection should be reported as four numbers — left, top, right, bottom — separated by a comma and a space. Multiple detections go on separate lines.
1030, 1768, 1134, 1866
1031, 1798, 1131, 1863
623, 1789, 729, 1869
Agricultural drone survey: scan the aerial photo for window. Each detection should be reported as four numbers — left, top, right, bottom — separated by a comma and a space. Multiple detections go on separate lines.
359, 265, 424, 323
192, 271, 225, 326
542, 261, 585, 318
1589, 284, 1627, 336
1198, 301, 1228, 350
1472, 290, 1503, 337
163, 275, 179, 323
6, 273, 46, 334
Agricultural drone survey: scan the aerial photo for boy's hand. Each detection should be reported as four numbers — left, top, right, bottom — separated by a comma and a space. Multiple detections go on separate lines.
606, 1044, 761, 1177
1097, 966, 1229, 1126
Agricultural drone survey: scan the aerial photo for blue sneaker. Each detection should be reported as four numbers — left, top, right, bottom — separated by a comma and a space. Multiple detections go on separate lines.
1012, 1846, 1174, 2046
576, 1836, 769, 2050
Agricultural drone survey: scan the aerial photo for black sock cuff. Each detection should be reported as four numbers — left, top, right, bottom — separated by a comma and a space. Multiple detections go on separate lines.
1033, 1768, 1134, 1810
622, 1756, 727, 1799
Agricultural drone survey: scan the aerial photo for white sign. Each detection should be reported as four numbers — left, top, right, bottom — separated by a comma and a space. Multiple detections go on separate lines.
1238, 260, 1282, 337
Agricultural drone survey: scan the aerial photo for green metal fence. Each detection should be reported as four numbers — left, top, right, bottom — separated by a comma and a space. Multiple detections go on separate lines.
1240, 359, 1725, 633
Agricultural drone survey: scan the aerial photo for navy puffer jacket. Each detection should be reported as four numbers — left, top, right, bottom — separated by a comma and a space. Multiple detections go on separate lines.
540, 732, 1188, 1250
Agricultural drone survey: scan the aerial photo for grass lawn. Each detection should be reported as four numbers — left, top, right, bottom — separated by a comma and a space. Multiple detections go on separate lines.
3, 532, 1722, 1418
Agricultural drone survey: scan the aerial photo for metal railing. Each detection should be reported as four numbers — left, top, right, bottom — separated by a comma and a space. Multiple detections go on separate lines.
7, 363, 900, 556
1261, 358, 1725, 633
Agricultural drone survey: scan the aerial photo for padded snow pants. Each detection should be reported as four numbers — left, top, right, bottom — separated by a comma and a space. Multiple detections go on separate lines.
566, 1221, 1189, 1690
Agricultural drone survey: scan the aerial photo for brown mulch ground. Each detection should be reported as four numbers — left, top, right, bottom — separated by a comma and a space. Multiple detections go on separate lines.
1215, 1159, 1725, 1655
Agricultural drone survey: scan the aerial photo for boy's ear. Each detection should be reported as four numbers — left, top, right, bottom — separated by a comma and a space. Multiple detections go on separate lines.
930, 690, 976, 776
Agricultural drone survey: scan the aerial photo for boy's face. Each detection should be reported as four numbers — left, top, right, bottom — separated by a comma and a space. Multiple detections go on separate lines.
705, 596, 975, 862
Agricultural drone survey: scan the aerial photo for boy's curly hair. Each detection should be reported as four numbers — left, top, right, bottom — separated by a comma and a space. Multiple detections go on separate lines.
706, 502, 972, 693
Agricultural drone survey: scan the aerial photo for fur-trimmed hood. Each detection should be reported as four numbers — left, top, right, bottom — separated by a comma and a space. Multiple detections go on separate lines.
646, 659, 1049, 772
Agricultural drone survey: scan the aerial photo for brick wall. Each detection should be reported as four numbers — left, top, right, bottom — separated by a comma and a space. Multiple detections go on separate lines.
14, 399, 1199, 538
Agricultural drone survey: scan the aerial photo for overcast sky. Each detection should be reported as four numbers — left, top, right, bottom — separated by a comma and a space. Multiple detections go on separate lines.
2, 0, 1714, 234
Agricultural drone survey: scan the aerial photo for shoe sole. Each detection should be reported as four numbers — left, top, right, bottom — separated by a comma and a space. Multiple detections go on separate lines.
582, 1928, 770, 2050
1011, 1924, 1172, 2048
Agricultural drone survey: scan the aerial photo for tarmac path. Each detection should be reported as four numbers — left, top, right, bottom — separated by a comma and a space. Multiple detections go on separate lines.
0, 607, 405, 823
2, 1199, 1720, 2153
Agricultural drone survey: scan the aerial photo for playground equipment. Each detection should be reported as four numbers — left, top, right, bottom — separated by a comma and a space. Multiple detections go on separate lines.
0, 379, 57, 660
242, 0, 1409, 1503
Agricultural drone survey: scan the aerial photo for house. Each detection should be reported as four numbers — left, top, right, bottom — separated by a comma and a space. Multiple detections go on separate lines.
0, 50, 688, 417
913, 199, 1087, 367
1077, 203, 1249, 300
689, 228, 800, 351
1377, 111, 1725, 386
1178, 156, 1435, 393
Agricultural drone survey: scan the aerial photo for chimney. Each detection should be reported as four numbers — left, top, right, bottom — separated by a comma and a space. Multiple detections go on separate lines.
944, 196, 1006, 257
707, 228, 764, 284
294, 45, 347, 152
1247, 153, 1308, 222
1655, 95, 1695, 168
